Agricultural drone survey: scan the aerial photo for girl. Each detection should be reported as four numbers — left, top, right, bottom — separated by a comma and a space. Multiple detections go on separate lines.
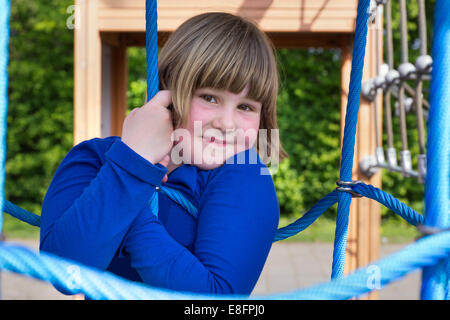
40, 12, 287, 296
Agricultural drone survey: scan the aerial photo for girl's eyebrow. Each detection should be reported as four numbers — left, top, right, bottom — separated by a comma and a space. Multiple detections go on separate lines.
198, 88, 261, 106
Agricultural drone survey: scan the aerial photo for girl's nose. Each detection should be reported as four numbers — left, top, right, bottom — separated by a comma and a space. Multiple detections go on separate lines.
212, 108, 236, 132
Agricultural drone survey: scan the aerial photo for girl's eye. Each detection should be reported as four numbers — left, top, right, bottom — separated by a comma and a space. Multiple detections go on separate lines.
200, 94, 255, 112
238, 104, 253, 112
201, 95, 217, 104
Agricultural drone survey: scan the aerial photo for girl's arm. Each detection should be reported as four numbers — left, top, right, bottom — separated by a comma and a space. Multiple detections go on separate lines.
39, 137, 167, 270
123, 152, 279, 295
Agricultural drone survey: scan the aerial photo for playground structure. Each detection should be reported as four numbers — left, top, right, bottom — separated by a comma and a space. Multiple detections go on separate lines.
0, 0, 448, 300
73, 0, 383, 296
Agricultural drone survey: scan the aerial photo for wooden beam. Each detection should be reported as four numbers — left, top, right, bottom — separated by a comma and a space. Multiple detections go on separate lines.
269, 32, 351, 48
97, 0, 358, 33
103, 31, 350, 49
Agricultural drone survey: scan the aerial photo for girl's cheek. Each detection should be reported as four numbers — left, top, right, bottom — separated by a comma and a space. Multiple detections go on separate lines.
241, 118, 260, 142
188, 106, 211, 130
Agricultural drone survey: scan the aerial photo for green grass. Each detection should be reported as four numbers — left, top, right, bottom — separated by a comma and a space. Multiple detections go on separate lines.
379, 218, 420, 244
277, 215, 418, 244
3, 210, 418, 244
2, 213, 40, 240
277, 215, 336, 242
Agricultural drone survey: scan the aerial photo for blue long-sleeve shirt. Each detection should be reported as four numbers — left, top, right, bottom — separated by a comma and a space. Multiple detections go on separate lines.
39, 136, 279, 296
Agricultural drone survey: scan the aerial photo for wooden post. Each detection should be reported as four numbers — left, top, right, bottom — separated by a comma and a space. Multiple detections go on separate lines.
110, 38, 128, 137
74, 0, 102, 145
100, 33, 128, 138
340, 36, 358, 273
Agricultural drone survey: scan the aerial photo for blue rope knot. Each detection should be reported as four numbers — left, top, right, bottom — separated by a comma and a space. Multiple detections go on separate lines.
335, 180, 364, 198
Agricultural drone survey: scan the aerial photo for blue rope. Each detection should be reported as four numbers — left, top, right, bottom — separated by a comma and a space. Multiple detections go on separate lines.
0, 0, 10, 234
350, 183, 424, 226
149, 191, 159, 218
332, 0, 370, 280
160, 186, 198, 218
2, 184, 201, 228
3, 183, 426, 242
0, 242, 198, 300
149, 186, 198, 219
1, 189, 338, 243
0, 230, 448, 300
273, 191, 339, 242
270, 231, 450, 300
146, 0, 159, 102
3, 200, 40, 227
421, 0, 450, 300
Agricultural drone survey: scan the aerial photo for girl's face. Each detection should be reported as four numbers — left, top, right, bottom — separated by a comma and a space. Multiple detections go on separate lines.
172, 84, 262, 170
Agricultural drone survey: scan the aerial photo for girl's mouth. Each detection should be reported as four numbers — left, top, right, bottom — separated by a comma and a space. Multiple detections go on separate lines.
203, 136, 228, 146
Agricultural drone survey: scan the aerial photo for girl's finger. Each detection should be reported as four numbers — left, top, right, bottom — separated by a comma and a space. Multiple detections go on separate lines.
144, 90, 172, 109
159, 154, 170, 168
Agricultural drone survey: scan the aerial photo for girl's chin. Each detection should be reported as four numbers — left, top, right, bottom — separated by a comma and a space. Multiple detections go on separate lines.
171, 138, 250, 170
186, 141, 236, 170
194, 162, 225, 170
191, 151, 229, 170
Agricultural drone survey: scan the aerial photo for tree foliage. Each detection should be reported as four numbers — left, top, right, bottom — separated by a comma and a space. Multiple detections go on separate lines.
6, 0, 74, 217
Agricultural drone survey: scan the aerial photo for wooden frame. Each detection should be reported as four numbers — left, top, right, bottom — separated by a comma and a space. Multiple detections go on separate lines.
74, 0, 382, 299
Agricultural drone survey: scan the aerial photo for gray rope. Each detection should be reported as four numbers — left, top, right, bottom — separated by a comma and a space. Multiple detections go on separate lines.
384, 0, 396, 167
398, 0, 409, 152
405, 83, 429, 109
373, 9, 382, 152
418, 0, 427, 56
400, 0, 409, 63
414, 0, 427, 169
396, 0, 413, 177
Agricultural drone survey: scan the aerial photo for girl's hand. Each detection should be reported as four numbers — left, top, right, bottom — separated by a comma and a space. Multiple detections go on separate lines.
122, 90, 174, 165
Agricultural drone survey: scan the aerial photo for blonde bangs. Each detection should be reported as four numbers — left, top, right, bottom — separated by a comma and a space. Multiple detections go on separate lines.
194, 27, 277, 108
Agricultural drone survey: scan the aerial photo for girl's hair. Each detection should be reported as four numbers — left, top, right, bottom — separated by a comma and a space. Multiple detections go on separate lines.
158, 12, 288, 162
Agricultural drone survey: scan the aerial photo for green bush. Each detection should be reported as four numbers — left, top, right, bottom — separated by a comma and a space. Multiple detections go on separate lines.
6, 0, 74, 219
275, 49, 342, 219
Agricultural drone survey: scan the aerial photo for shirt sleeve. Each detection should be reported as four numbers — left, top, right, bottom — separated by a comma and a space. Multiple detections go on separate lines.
39, 137, 168, 270
123, 156, 280, 296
